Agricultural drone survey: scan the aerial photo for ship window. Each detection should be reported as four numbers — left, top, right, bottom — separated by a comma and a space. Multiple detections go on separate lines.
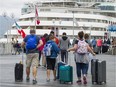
21, 8, 27, 13
40, 9, 44, 11
99, 6, 115, 10
40, 9, 50, 12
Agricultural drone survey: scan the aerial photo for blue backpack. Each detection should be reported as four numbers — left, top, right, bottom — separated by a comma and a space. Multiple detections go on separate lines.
26, 35, 37, 50
43, 43, 52, 57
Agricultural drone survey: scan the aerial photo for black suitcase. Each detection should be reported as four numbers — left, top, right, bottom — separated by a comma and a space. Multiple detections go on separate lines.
91, 59, 106, 85
15, 62, 23, 82
91, 59, 99, 84
97, 61, 106, 84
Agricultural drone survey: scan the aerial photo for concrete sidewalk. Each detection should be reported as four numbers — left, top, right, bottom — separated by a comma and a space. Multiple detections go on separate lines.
0, 53, 116, 87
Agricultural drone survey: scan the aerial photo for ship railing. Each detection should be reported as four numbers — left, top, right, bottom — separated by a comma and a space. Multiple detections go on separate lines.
40, 0, 77, 2
38, 4, 76, 8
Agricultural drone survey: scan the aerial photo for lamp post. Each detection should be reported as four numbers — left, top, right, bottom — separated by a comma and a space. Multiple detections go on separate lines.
82, 24, 85, 33
72, 11, 74, 38
6, 17, 11, 54
52, 19, 62, 37
3, 13, 9, 54
52, 19, 56, 36
35, 4, 37, 30
59, 19, 62, 37
10, 13, 15, 54
90, 26, 92, 40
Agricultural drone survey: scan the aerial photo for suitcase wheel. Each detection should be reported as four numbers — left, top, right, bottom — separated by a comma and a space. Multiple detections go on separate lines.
92, 81, 96, 85
71, 82, 73, 84
98, 82, 102, 85
15, 79, 23, 82
59, 80, 62, 84
59, 80, 65, 84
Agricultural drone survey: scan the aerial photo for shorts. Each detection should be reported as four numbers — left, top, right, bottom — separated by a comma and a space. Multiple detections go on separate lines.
46, 58, 56, 70
26, 53, 39, 68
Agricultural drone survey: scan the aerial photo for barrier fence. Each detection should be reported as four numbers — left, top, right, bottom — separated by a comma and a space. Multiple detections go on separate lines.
0, 43, 12, 55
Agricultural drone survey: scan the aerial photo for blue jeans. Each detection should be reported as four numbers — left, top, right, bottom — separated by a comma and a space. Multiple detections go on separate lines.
76, 63, 88, 78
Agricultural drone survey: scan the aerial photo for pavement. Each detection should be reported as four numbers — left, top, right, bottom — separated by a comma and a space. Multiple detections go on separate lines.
0, 52, 116, 87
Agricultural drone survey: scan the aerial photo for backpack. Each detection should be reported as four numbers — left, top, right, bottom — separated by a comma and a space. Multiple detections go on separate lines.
26, 35, 37, 50
43, 43, 52, 57
77, 40, 88, 55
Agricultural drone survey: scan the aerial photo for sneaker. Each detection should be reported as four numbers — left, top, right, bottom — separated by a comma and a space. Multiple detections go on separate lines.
46, 78, 50, 82
53, 78, 56, 81
76, 80, 82, 85
26, 77, 30, 82
83, 76, 87, 85
33, 79, 37, 84
38, 64, 41, 66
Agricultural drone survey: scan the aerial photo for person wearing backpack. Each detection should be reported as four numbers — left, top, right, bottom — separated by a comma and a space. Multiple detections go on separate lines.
43, 34, 60, 82
21, 29, 43, 84
67, 31, 95, 85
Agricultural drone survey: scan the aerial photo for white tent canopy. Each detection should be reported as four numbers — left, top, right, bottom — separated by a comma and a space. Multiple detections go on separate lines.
0, 38, 23, 43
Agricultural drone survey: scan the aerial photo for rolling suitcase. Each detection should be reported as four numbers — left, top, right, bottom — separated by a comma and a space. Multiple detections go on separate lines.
59, 65, 73, 84
97, 61, 106, 84
15, 62, 23, 82
91, 59, 106, 85
59, 51, 73, 84
91, 59, 99, 84
14, 49, 24, 82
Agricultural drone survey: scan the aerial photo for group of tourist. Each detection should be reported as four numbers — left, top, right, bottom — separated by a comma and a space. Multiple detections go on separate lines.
12, 29, 115, 85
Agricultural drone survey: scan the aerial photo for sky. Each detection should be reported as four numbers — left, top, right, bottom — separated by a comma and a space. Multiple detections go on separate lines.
0, 0, 30, 18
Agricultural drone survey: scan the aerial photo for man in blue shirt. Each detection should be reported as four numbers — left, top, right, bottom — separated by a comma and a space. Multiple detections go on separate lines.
21, 29, 43, 84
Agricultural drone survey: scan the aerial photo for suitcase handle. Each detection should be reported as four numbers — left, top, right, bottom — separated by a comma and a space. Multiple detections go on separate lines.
66, 51, 71, 65
89, 53, 96, 60
21, 48, 24, 64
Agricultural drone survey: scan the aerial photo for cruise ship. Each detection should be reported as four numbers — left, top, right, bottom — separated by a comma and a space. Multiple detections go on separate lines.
4, 0, 116, 42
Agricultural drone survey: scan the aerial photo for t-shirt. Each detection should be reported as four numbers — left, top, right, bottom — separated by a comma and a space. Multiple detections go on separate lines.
97, 39, 102, 47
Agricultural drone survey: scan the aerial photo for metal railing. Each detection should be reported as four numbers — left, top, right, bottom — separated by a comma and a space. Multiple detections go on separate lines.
0, 43, 12, 55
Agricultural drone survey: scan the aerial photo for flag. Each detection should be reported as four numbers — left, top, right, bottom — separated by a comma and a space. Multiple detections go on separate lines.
35, 7, 40, 25
21, 30, 26, 38
15, 21, 26, 38
15, 21, 22, 34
